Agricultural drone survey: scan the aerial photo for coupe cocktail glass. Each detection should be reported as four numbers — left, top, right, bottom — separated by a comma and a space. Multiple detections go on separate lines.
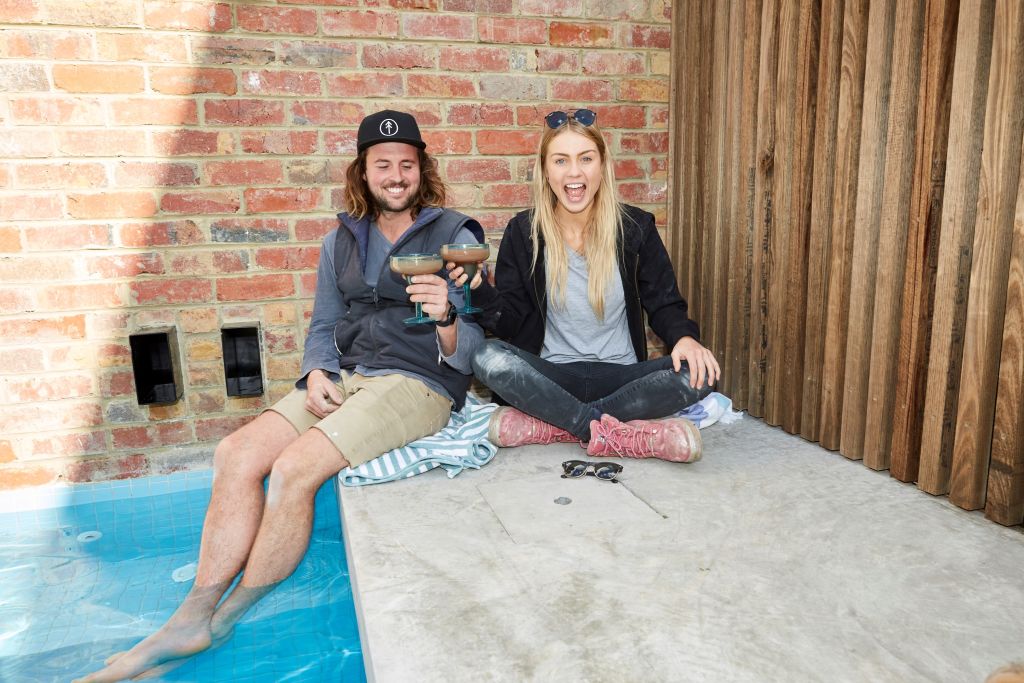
390, 253, 444, 325
440, 243, 490, 314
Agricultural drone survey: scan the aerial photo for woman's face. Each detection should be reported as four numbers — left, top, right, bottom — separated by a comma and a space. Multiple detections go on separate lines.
544, 129, 603, 216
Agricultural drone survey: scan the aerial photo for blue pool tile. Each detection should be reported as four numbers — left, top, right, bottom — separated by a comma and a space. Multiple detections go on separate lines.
0, 473, 364, 683
131, 476, 155, 496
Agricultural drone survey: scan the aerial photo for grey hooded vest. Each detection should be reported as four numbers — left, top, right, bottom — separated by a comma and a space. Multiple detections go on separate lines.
332, 208, 481, 410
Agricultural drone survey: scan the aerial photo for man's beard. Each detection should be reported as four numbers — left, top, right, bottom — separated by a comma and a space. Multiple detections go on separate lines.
371, 183, 418, 215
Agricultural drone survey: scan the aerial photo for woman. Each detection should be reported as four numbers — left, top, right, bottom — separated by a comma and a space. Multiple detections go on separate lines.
457, 109, 720, 462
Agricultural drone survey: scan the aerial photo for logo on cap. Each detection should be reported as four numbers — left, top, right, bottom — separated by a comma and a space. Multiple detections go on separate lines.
379, 119, 398, 137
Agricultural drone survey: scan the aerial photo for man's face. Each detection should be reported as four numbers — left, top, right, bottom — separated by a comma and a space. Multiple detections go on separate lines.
363, 142, 422, 216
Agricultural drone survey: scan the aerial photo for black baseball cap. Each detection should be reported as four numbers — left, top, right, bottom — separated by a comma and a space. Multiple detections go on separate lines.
357, 110, 426, 153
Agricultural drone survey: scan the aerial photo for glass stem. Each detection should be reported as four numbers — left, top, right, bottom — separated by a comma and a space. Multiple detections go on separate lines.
462, 282, 472, 311
407, 276, 423, 319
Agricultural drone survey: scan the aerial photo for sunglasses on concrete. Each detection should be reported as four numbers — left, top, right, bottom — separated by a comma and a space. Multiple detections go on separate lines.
544, 109, 597, 129
561, 460, 622, 482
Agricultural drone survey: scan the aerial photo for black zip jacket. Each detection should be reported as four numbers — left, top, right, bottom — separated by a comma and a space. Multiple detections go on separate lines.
472, 204, 699, 359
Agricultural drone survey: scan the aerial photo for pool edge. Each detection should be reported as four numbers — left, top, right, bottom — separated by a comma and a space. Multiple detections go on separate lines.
336, 475, 375, 683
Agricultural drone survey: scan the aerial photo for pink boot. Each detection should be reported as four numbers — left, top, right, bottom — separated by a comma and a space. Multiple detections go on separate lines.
587, 414, 702, 463
488, 407, 581, 448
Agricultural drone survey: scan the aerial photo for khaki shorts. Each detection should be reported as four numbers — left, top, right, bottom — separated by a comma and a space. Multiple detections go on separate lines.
267, 371, 452, 468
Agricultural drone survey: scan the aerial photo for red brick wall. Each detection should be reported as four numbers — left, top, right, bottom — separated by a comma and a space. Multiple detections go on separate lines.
0, 1, 672, 489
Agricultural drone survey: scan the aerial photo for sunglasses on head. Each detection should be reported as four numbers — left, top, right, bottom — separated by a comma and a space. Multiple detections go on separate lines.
561, 460, 622, 482
544, 109, 597, 130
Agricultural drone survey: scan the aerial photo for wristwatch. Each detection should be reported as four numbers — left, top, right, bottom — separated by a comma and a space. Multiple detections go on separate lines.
435, 304, 458, 327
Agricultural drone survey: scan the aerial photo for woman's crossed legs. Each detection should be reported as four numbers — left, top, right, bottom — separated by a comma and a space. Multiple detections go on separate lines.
472, 339, 710, 442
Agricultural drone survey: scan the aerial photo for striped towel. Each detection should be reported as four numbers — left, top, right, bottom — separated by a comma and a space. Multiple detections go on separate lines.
339, 396, 498, 487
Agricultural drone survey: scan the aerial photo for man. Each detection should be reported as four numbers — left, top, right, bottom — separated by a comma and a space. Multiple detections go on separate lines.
77, 110, 484, 682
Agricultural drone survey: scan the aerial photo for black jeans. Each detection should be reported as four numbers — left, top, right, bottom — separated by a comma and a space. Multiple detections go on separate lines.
471, 340, 711, 440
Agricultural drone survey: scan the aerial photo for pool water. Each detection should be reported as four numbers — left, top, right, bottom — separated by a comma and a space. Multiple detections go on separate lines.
0, 471, 365, 683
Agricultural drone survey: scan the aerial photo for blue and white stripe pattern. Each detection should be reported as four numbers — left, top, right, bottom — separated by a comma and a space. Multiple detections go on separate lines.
339, 395, 498, 487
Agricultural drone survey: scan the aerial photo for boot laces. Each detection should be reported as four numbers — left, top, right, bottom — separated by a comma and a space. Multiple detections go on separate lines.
500, 409, 574, 446
532, 420, 564, 444
600, 421, 657, 457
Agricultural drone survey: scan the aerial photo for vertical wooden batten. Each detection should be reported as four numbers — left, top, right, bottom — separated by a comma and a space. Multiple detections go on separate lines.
724, 0, 765, 413
800, 0, 845, 442
888, 0, 960, 483
818, 0, 869, 451
782, 0, 820, 434
948, 0, 1024, 511
747, 0, 780, 419
721, 0, 747, 406
763, 0, 798, 428
917, 0, 995, 495
703, 0, 733, 373
840, 0, 897, 461
666, 0, 693, 304
985, 150, 1024, 525
861, 0, 927, 471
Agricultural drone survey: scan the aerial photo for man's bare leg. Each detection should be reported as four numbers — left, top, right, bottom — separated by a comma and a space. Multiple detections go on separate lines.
74, 411, 299, 683
102, 428, 349, 682
208, 428, 349, 640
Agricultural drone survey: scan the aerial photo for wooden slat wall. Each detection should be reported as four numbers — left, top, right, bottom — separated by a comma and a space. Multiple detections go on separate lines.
667, 0, 1024, 526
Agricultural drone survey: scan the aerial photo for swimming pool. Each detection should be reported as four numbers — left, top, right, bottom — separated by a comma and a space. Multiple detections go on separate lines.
0, 470, 365, 682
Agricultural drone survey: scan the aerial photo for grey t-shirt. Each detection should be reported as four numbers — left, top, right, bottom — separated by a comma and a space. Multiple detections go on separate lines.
541, 247, 637, 365
365, 222, 398, 286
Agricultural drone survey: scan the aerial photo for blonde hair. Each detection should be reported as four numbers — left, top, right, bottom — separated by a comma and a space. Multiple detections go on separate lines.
530, 119, 622, 320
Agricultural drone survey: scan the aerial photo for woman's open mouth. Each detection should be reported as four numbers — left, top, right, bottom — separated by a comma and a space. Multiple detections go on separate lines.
564, 183, 587, 203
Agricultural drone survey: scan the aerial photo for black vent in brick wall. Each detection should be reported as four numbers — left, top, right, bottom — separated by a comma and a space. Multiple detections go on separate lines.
129, 332, 181, 405
222, 327, 263, 397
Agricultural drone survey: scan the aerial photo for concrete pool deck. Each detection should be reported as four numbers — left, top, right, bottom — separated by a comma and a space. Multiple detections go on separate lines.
336, 416, 1024, 683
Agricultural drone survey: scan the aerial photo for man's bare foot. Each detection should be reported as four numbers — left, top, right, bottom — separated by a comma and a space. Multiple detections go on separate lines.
72, 620, 212, 683
102, 631, 233, 681
74, 583, 231, 683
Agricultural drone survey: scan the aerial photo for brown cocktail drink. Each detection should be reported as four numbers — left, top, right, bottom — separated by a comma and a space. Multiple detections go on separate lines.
390, 254, 443, 277
440, 243, 489, 314
390, 253, 443, 324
